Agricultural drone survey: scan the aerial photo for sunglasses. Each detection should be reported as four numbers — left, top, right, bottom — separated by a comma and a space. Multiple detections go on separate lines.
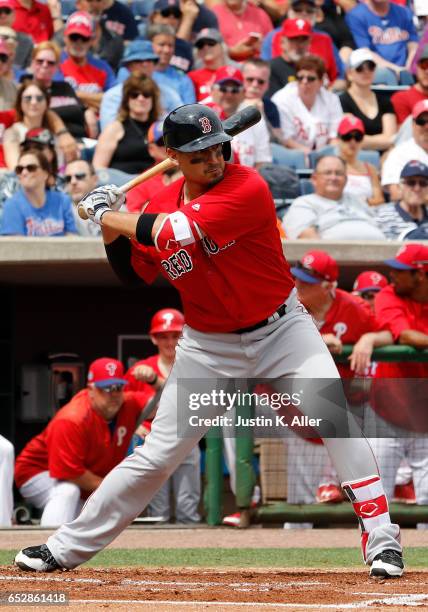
129, 90, 152, 99
218, 85, 242, 93
64, 172, 88, 183
341, 131, 364, 142
360, 290, 377, 301
296, 74, 318, 83
0, 53, 8, 63
160, 7, 181, 17
355, 61, 376, 73
415, 116, 428, 127
100, 384, 125, 393
15, 163, 40, 175
245, 76, 266, 85
22, 94, 45, 103
418, 59, 428, 70
403, 178, 428, 189
195, 40, 217, 50
35, 58, 56, 67
69, 33, 90, 43
0, 7, 12, 14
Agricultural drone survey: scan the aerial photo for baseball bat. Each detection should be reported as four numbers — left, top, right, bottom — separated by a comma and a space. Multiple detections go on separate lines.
77, 105, 262, 220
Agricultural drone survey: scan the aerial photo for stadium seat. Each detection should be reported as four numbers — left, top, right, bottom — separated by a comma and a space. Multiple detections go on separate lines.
372, 67, 398, 86
271, 144, 307, 170
61, 0, 76, 18
357, 149, 380, 170
308, 146, 335, 169
299, 178, 314, 195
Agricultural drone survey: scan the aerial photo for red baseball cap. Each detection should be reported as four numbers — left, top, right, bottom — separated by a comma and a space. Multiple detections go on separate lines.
0, 0, 15, 9
353, 271, 388, 294
150, 308, 184, 334
384, 243, 428, 272
412, 99, 428, 119
281, 18, 312, 39
64, 11, 93, 38
338, 115, 365, 136
291, 250, 338, 284
214, 65, 244, 85
87, 358, 127, 388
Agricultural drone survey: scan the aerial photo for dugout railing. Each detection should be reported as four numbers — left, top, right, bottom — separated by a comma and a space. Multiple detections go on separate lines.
203, 345, 428, 527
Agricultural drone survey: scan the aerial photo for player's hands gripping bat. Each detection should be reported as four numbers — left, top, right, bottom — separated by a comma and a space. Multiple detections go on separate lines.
77, 106, 262, 221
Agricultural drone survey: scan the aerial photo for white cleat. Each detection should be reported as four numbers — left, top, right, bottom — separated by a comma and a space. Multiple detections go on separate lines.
15, 544, 62, 572
370, 549, 404, 578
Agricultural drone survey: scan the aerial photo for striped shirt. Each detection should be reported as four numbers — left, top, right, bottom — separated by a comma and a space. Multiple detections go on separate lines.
374, 202, 428, 240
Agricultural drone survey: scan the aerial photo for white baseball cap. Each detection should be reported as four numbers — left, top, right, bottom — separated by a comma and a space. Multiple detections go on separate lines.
348, 48, 375, 70
414, 0, 428, 17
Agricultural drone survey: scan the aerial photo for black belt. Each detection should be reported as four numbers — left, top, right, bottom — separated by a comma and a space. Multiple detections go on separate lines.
232, 302, 288, 335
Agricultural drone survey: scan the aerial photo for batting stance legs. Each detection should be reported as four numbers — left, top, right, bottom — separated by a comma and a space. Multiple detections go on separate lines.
16, 294, 402, 574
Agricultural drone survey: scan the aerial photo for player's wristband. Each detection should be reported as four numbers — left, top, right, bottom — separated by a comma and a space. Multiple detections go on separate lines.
136, 214, 157, 245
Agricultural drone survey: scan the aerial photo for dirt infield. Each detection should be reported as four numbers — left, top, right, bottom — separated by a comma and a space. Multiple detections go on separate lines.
1, 566, 428, 611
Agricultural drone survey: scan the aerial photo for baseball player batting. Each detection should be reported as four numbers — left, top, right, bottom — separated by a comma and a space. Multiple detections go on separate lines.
15, 104, 403, 578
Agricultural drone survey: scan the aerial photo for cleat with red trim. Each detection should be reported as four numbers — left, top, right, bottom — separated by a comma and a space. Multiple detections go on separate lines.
316, 484, 344, 503
370, 549, 404, 578
222, 512, 241, 527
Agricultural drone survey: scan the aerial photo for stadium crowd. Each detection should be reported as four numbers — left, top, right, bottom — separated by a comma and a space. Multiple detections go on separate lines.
0, 0, 428, 527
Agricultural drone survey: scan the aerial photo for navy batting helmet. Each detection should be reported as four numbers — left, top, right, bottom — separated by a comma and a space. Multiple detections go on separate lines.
163, 104, 232, 153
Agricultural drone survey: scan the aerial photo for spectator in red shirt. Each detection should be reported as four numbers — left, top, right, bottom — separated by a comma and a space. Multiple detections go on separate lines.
188, 28, 231, 103
126, 120, 182, 213
12, 0, 53, 44
212, 0, 273, 61
392, 47, 428, 126
15, 358, 150, 527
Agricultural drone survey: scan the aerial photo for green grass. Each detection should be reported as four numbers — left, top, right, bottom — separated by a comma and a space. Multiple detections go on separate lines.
1, 548, 427, 568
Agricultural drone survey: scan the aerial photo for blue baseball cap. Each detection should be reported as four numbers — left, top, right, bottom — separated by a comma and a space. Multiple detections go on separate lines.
400, 160, 428, 180
121, 40, 159, 65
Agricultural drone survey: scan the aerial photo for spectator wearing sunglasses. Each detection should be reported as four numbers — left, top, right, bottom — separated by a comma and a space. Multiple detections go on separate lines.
12, 0, 53, 44
189, 28, 236, 103
126, 120, 182, 213
211, 66, 272, 169
14, 358, 151, 527
283, 155, 384, 240
147, 24, 195, 105
63, 159, 101, 236
0, 0, 32, 69
0, 150, 76, 236
382, 100, 428, 201
149, 0, 193, 73
59, 12, 116, 115
392, 47, 428, 126
339, 49, 397, 152
337, 116, 384, 206
93, 76, 161, 175
272, 55, 342, 156
53, 0, 124, 74
345, 0, 418, 85
375, 161, 428, 241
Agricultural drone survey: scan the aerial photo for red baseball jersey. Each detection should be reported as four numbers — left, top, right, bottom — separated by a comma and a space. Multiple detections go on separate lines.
13, 1, 53, 43
320, 289, 377, 377
60, 58, 108, 93
127, 174, 165, 213
188, 67, 218, 102
125, 354, 161, 431
370, 286, 428, 432
131, 164, 294, 332
375, 285, 428, 379
15, 390, 148, 490
0, 110, 16, 168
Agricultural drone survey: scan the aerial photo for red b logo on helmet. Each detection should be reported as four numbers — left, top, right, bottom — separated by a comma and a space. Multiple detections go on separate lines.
199, 117, 212, 134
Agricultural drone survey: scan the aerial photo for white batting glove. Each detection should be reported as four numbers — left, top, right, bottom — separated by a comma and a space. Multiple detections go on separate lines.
98, 184, 126, 211
79, 186, 125, 225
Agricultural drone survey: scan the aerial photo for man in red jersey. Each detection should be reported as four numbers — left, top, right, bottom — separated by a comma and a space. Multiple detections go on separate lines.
367, 244, 428, 520
14, 358, 150, 527
287, 251, 379, 510
16, 104, 403, 579
125, 308, 201, 523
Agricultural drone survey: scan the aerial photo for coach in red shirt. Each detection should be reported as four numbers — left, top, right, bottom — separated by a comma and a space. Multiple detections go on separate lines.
15, 358, 149, 527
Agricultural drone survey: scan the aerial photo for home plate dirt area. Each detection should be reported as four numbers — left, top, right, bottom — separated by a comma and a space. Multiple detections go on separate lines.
1, 567, 428, 610
1, 529, 427, 610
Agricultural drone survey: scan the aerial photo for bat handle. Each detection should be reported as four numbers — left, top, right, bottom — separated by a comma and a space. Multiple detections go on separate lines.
77, 158, 177, 220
